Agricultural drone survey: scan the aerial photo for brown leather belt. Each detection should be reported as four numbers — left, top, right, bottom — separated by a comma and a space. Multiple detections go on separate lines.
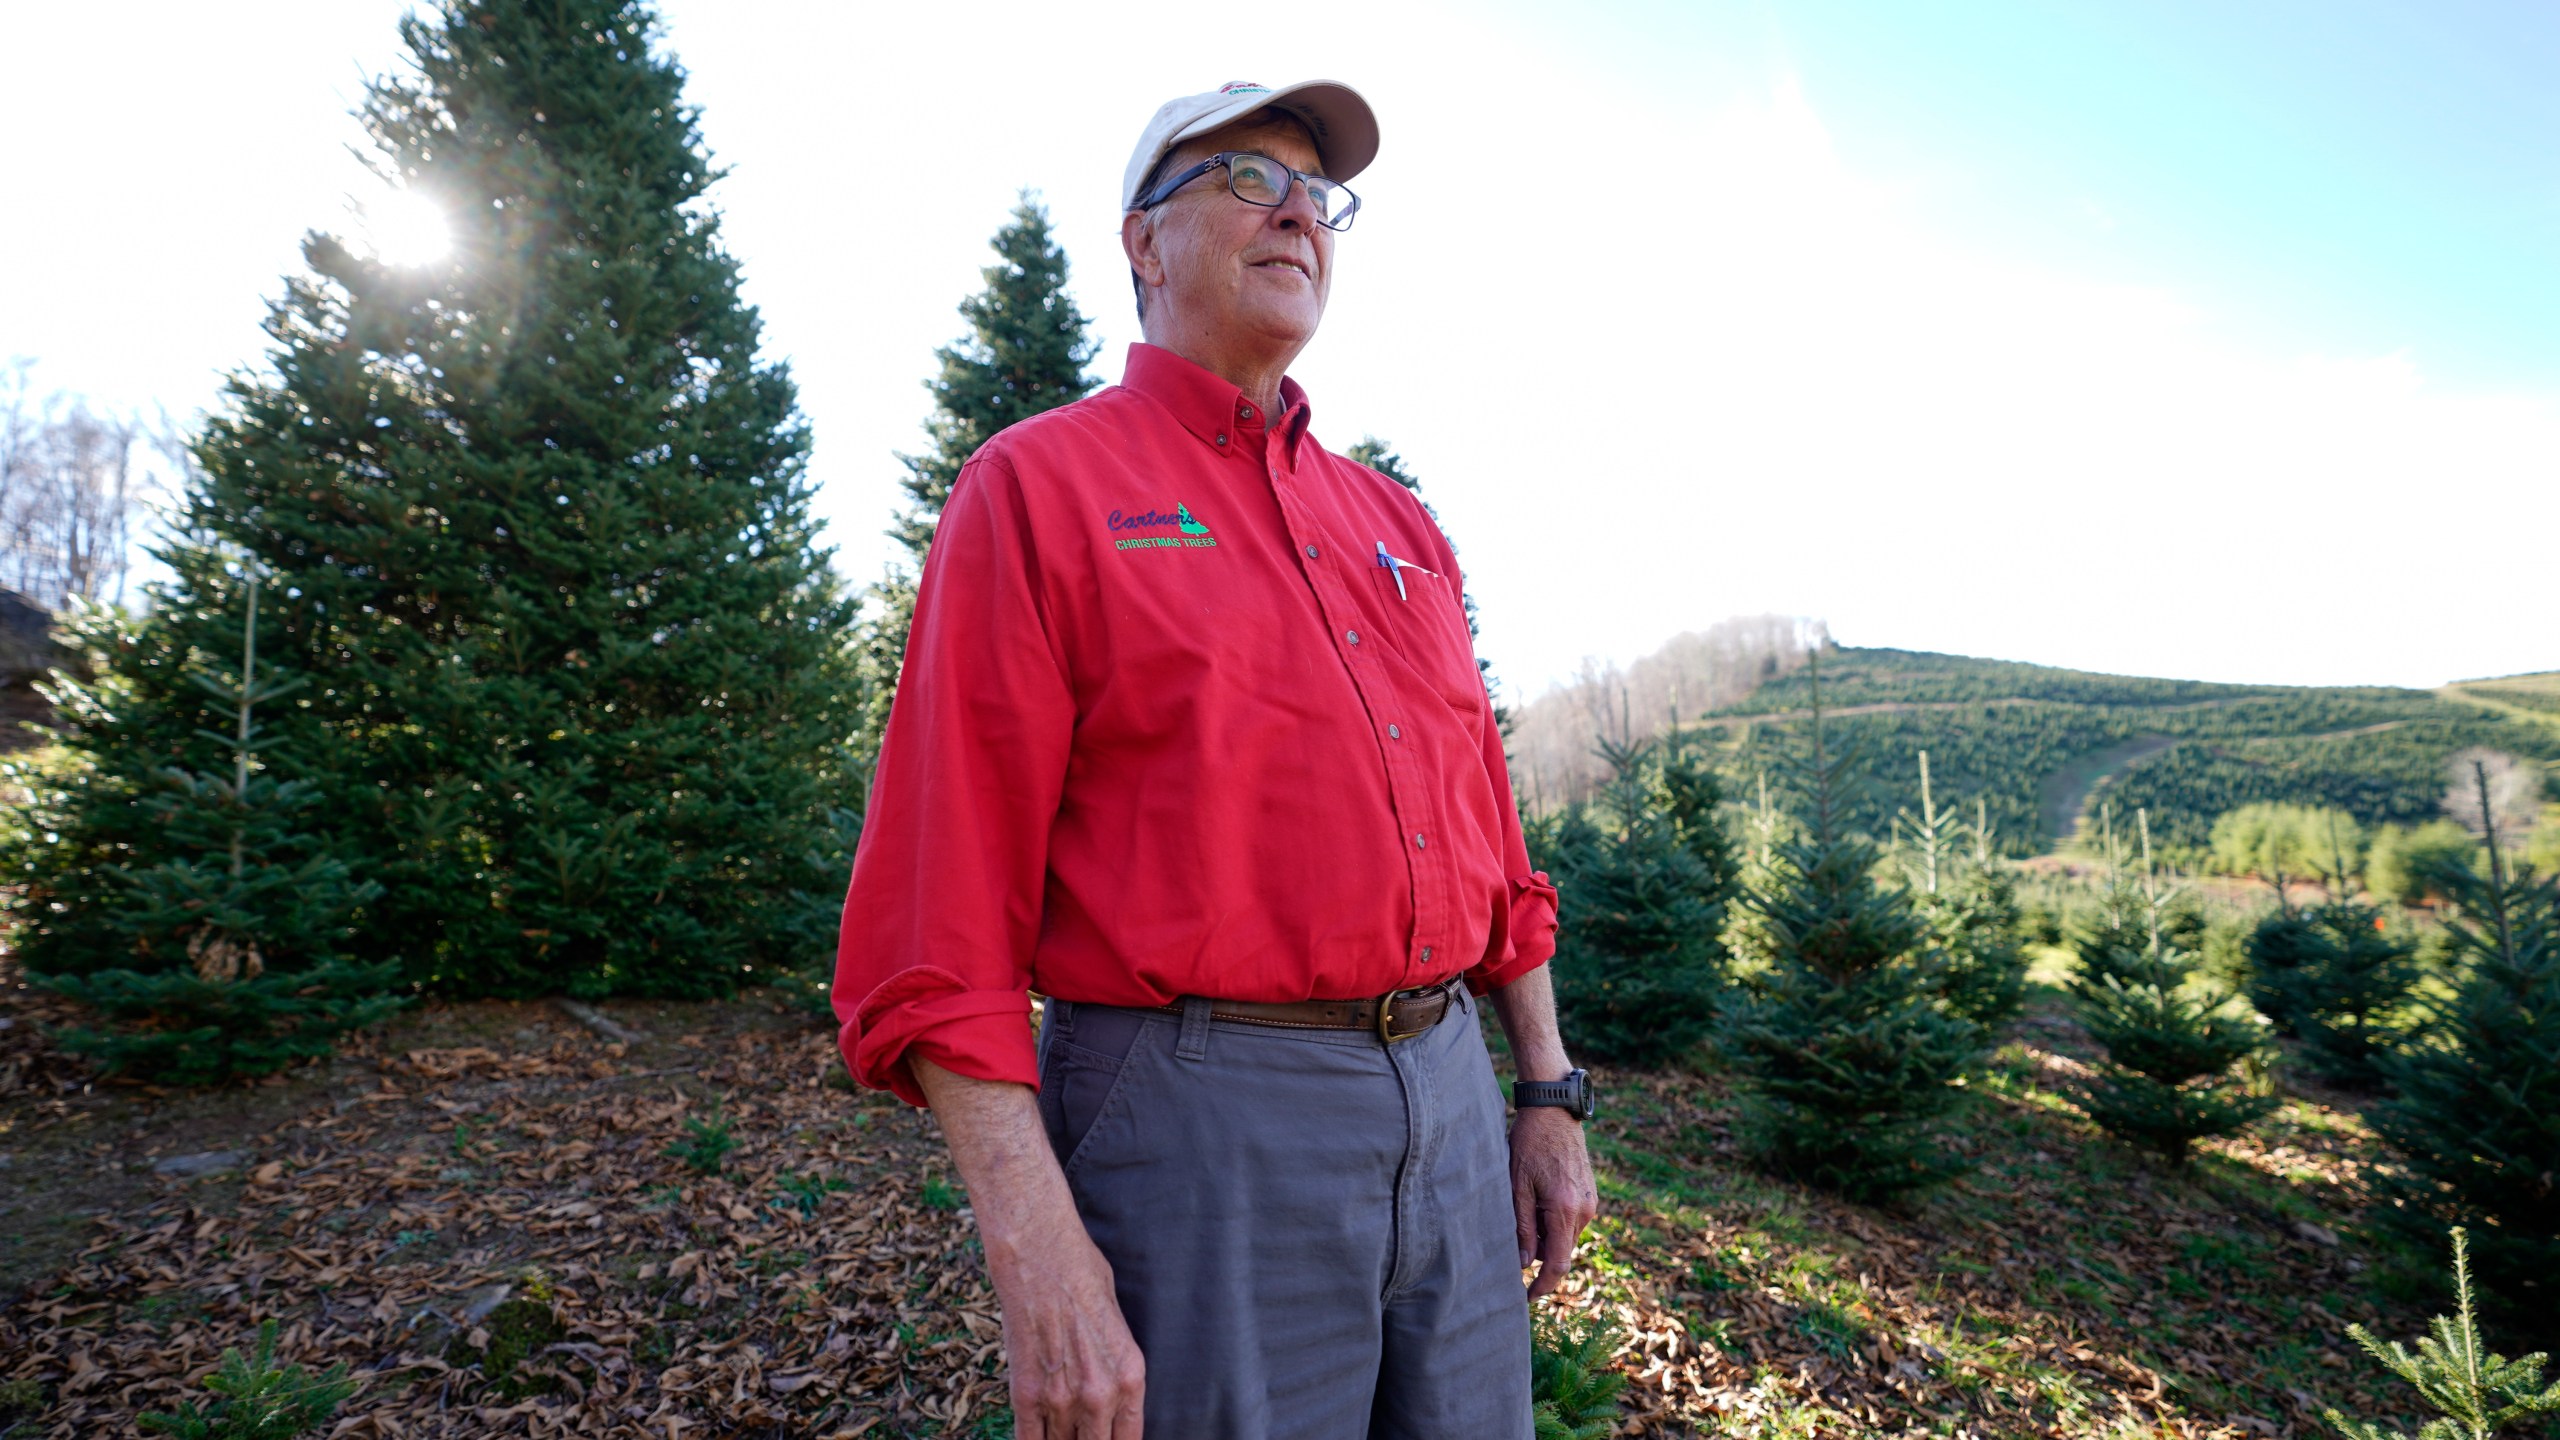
1153, 976, 1464, 1043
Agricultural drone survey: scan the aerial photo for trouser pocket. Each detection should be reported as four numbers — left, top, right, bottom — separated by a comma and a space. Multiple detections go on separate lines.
1036, 1001, 1149, 1172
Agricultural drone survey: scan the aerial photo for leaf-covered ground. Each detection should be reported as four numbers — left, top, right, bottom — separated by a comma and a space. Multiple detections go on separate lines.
0, 969, 2494, 1439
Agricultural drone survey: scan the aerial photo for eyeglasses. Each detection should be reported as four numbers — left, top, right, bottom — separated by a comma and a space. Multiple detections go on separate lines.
1133, 151, 1360, 232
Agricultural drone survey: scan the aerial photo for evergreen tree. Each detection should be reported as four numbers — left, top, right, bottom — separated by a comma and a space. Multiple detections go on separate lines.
2325, 1229, 2560, 1440
1722, 658, 1986, 1201
2370, 760, 2560, 1322
1896, 753, 2028, 1031
1532, 733, 1737, 1065
2069, 804, 2157, 993
855, 196, 1097, 754
2073, 811, 2277, 1162
2245, 907, 2330, 1037
2260, 898, 2423, 1088
29, 565, 404, 1083
7, 0, 861, 1004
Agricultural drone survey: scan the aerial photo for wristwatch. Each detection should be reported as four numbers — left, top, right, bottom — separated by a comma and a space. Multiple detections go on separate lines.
1511, 1069, 1595, 1122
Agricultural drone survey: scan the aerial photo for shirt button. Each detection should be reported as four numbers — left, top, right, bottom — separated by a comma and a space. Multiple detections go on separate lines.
1413, 833, 1427, 849
1346, 630, 1360, 645
1238, 404, 1254, 420
1422, 946, 1433, 962
1305, 544, 1319, 559
1387, 724, 1401, 739
1215, 432, 1228, 446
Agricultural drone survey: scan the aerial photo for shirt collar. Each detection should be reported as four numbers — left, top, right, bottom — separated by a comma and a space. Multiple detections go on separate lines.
1122, 343, 1315, 463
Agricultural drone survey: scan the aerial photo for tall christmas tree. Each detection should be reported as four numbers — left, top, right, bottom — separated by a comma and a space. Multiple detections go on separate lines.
855, 197, 1097, 754
9, 0, 861, 1003
1722, 658, 1986, 1201
2370, 759, 2560, 1322
1531, 732, 1737, 1065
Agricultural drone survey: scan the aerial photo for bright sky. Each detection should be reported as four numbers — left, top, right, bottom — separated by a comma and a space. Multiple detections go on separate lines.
4, 1, 2555, 697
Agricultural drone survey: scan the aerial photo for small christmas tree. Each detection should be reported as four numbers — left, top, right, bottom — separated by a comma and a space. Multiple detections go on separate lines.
2244, 907, 2329, 1038
1534, 732, 1736, 1065
2073, 811, 2276, 1162
2261, 898, 2422, 1089
1896, 753, 2028, 1031
1722, 656, 1985, 1200
2324, 1229, 2560, 1440
2368, 758, 2560, 1321
856, 195, 1098, 757
29, 565, 402, 1084
2070, 803, 2158, 994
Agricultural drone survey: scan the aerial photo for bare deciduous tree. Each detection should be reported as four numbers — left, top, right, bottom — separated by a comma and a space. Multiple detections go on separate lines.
2443, 747, 2543, 851
1509, 615, 1827, 810
1, 360, 181, 611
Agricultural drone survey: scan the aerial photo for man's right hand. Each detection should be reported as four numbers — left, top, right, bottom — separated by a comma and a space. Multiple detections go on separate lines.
911, 1057, 1146, 1438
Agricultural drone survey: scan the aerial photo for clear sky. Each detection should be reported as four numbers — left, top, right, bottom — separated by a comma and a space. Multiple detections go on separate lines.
4, 1, 2554, 697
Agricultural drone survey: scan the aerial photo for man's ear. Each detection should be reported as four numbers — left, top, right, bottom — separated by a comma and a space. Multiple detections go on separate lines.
1122, 210, 1166, 298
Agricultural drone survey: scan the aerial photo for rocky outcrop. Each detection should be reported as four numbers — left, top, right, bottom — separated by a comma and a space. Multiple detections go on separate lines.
0, 587, 56, 750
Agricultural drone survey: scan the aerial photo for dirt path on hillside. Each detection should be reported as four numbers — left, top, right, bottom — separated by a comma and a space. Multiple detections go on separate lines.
2039, 734, 2180, 842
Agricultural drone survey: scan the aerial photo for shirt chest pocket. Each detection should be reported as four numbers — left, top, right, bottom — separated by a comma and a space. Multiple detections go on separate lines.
1365, 566, 1485, 713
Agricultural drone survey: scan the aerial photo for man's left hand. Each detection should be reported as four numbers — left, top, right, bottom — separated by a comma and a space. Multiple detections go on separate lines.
1508, 1105, 1598, 1300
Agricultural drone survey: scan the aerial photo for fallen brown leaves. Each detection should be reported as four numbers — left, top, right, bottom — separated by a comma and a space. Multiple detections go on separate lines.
0, 992, 2435, 1440
1, 1001, 1003, 1437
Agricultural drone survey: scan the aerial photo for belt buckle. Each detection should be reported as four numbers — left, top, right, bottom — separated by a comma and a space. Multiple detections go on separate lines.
1376, 984, 1436, 1044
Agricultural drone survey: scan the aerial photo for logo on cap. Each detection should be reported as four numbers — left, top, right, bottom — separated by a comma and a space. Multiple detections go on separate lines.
1218, 81, 1271, 96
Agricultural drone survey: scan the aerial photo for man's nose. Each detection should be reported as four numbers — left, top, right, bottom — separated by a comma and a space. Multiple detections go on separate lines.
1269, 175, 1323, 231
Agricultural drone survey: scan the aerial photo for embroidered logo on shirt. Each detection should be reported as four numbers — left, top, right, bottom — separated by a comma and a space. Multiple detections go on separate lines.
1108, 503, 1219, 552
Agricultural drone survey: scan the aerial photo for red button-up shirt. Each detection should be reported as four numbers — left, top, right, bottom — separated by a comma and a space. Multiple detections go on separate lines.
834, 343, 1558, 1105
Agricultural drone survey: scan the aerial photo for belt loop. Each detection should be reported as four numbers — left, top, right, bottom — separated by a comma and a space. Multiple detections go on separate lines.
1175, 995, 1213, 1062
1046, 995, 1075, 1041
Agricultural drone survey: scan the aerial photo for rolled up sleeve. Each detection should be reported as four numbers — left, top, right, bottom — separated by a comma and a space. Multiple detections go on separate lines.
834, 454, 1070, 1106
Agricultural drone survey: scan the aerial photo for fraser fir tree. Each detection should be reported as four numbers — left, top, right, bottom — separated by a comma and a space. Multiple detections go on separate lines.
2261, 898, 2422, 1089
1722, 657, 1985, 1200
1532, 733, 1736, 1065
2074, 811, 2276, 1162
1896, 752, 2028, 1031
855, 196, 1097, 753
29, 565, 404, 1083
2369, 759, 2560, 1321
9, 0, 861, 1005
2324, 1229, 2560, 1440
2070, 803, 2158, 994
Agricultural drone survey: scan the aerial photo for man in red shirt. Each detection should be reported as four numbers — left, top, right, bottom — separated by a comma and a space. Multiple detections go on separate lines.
835, 79, 1598, 1439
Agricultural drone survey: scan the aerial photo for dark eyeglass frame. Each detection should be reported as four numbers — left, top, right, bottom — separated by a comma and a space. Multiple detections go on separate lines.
1131, 150, 1361, 231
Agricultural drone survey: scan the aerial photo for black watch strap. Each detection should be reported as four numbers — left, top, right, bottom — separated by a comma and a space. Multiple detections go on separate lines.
1511, 1069, 1594, 1122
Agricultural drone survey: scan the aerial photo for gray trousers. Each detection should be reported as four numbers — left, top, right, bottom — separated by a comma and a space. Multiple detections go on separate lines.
1036, 990, 1534, 1439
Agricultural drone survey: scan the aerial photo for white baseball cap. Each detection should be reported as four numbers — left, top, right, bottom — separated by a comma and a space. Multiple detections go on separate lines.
1121, 80, 1380, 212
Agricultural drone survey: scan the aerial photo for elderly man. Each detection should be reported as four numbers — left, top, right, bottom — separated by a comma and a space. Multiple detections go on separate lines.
834, 79, 1598, 1439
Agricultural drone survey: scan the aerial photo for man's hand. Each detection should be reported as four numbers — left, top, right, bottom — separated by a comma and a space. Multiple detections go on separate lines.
1509, 1105, 1599, 1299
913, 1058, 1146, 1438
1486, 968, 1601, 1300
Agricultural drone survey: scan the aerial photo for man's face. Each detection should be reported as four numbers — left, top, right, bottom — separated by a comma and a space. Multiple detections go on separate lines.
1134, 119, 1335, 352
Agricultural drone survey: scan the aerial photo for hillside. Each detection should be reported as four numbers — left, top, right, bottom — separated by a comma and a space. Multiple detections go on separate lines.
1554, 644, 2559, 854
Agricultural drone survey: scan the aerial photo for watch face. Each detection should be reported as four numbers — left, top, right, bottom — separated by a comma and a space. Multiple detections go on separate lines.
1570, 1070, 1596, 1121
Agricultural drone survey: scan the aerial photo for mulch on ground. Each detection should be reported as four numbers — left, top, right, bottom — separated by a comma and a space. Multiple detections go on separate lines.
2, 990, 1001, 1438
0, 979, 2460, 1439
